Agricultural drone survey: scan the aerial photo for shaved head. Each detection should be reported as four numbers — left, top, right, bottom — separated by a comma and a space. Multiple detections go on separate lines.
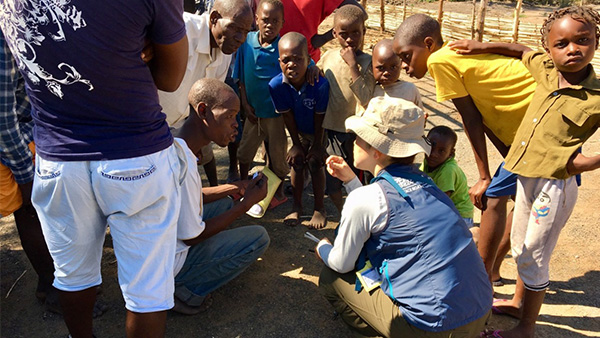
279, 32, 308, 56
394, 14, 443, 47
188, 78, 238, 112
373, 39, 395, 58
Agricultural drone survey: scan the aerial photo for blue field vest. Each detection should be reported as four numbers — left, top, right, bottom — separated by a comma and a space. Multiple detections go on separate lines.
363, 164, 492, 332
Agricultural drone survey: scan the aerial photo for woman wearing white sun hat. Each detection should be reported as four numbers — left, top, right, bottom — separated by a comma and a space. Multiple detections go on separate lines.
316, 97, 492, 338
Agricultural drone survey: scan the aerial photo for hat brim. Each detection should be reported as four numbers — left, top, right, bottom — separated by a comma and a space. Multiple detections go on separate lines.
345, 115, 431, 158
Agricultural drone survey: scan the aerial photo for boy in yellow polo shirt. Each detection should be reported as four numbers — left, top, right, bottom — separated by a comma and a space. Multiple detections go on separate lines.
451, 6, 600, 338
392, 14, 536, 284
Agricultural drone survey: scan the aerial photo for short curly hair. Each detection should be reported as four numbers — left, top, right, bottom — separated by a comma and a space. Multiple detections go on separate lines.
541, 6, 600, 51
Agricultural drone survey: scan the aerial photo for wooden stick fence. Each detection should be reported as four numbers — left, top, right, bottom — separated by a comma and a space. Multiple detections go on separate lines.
362, 2, 600, 70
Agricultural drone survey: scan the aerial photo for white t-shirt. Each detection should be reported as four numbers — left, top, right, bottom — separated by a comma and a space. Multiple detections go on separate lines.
158, 12, 232, 125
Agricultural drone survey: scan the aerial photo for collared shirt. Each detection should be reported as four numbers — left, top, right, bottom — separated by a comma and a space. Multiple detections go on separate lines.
0, 31, 34, 184
158, 12, 232, 125
505, 52, 600, 179
317, 48, 373, 133
233, 31, 281, 119
428, 45, 536, 146
269, 72, 329, 134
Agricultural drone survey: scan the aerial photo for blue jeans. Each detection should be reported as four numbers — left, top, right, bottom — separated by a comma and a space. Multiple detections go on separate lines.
174, 198, 270, 306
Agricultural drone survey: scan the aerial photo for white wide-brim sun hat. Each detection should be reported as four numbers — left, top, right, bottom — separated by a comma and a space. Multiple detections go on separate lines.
345, 97, 431, 158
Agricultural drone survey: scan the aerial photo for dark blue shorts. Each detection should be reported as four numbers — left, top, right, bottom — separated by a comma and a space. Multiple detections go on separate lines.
485, 162, 517, 198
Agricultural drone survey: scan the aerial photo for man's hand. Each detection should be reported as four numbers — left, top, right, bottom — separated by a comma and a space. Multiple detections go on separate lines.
340, 46, 357, 68
141, 38, 154, 63
314, 237, 331, 260
306, 65, 322, 86
242, 173, 268, 207
232, 180, 250, 196
566, 152, 600, 175
326, 155, 356, 183
447, 39, 485, 55
469, 177, 491, 210
287, 144, 306, 167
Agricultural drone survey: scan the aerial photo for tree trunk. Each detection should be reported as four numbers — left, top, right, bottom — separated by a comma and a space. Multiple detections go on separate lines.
470, 0, 477, 39
511, 0, 523, 43
380, 0, 385, 32
475, 0, 488, 42
437, 0, 444, 24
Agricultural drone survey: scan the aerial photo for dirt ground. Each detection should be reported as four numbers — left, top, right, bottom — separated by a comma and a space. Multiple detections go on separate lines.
2, 2, 599, 337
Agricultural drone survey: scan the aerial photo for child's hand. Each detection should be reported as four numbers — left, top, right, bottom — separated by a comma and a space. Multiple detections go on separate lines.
306, 65, 322, 86
287, 144, 306, 168
326, 155, 356, 183
243, 103, 257, 124
469, 178, 491, 210
566, 152, 600, 175
340, 46, 357, 68
306, 145, 326, 165
448, 40, 485, 55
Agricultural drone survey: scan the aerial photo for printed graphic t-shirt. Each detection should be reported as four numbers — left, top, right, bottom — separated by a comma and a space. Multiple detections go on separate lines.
0, 0, 186, 161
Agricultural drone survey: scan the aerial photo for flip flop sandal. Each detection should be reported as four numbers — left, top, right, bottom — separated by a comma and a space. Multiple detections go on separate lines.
492, 278, 505, 287
480, 330, 505, 338
268, 196, 288, 210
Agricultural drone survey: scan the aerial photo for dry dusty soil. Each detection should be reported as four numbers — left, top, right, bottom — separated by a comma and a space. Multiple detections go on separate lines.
1, 2, 599, 337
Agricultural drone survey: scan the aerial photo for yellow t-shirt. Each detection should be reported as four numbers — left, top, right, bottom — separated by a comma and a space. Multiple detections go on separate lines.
428, 45, 536, 146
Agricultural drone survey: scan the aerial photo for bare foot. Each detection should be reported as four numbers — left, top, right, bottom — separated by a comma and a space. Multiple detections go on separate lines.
492, 298, 522, 319
284, 206, 302, 226
307, 210, 327, 229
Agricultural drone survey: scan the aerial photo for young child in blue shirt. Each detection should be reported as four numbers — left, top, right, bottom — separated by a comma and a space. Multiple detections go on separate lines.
269, 32, 330, 229
420, 126, 474, 226
234, 0, 288, 206
451, 6, 600, 338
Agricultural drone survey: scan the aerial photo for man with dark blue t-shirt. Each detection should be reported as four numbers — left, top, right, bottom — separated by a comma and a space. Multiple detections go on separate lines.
0, 0, 188, 337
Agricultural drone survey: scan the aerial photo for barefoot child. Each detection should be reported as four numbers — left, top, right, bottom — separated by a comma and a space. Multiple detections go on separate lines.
420, 126, 474, 226
269, 32, 330, 228
317, 4, 371, 214
393, 14, 536, 283
454, 7, 600, 338
234, 0, 289, 207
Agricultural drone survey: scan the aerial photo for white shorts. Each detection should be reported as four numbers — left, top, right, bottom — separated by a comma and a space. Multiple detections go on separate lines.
32, 144, 186, 312
511, 176, 577, 291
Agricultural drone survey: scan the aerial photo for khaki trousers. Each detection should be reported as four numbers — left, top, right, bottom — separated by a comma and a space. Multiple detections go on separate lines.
319, 266, 490, 338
